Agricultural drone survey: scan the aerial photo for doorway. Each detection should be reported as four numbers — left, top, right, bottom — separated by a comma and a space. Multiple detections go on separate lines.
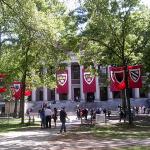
87, 92, 95, 102
74, 88, 80, 102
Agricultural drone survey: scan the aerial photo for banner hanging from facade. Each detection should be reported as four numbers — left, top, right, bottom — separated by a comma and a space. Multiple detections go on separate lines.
128, 65, 142, 88
11, 81, 22, 100
109, 66, 126, 91
82, 68, 96, 93
56, 70, 68, 94
25, 89, 32, 96
0, 74, 7, 93
11, 81, 32, 100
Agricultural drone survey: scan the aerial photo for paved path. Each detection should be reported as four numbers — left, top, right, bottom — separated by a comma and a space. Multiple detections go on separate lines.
0, 116, 150, 150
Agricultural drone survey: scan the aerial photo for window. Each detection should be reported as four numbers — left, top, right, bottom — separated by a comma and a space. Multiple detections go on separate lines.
51, 89, 55, 100
71, 64, 80, 79
59, 94, 67, 100
100, 87, 108, 101
39, 90, 43, 101
113, 91, 121, 98
140, 87, 147, 98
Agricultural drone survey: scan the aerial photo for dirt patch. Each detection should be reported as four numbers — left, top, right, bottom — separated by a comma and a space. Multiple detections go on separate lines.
51, 132, 97, 141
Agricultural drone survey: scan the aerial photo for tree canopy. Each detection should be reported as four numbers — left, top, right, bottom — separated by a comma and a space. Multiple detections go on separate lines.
0, 0, 74, 88
0, 0, 76, 123
77, 0, 150, 69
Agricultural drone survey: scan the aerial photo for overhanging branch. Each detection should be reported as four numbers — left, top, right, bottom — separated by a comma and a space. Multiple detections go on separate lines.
89, 38, 122, 60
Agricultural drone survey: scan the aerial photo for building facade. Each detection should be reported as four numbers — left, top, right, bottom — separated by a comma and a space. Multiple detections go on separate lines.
30, 55, 150, 104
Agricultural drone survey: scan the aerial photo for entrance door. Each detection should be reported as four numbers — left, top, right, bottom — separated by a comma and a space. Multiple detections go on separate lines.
74, 88, 80, 101
87, 92, 95, 102
100, 87, 108, 101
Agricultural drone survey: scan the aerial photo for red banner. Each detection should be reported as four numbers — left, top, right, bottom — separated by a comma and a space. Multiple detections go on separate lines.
11, 81, 22, 100
82, 68, 96, 93
109, 66, 126, 91
128, 65, 142, 88
11, 82, 32, 100
25, 90, 32, 96
0, 74, 7, 93
56, 70, 68, 94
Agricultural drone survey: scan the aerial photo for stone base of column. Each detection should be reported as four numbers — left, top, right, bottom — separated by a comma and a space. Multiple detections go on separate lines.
94, 99, 100, 102
80, 99, 85, 102
148, 92, 150, 98
147, 87, 150, 98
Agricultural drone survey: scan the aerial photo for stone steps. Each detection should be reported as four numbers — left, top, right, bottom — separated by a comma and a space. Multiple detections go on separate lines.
27, 98, 150, 114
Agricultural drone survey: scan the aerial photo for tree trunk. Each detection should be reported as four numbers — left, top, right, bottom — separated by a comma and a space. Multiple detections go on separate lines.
121, 90, 126, 112
19, 36, 30, 124
13, 100, 18, 118
124, 65, 132, 125
20, 71, 27, 124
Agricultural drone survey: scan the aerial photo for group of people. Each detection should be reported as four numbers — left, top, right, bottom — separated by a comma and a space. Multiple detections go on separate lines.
39, 106, 57, 129
76, 107, 111, 121
37, 103, 150, 133
38, 106, 68, 133
132, 105, 150, 114
118, 105, 150, 122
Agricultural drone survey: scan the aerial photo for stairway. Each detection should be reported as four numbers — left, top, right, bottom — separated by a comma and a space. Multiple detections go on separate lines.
26, 98, 149, 114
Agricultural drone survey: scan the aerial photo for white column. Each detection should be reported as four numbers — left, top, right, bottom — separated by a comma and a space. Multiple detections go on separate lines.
32, 89, 36, 102
43, 67, 48, 101
148, 91, 150, 98
43, 87, 48, 101
55, 88, 59, 101
134, 88, 140, 98
67, 64, 72, 100
148, 85, 150, 98
108, 87, 113, 99
107, 65, 113, 99
95, 65, 100, 101
80, 65, 85, 101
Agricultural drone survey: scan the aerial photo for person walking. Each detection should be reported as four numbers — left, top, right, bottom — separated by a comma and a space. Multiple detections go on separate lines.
59, 107, 68, 133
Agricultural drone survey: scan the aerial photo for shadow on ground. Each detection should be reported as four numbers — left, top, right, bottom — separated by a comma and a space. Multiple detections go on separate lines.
0, 115, 149, 150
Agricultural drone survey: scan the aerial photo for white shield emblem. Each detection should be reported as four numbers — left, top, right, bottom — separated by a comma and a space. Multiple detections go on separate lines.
111, 70, 125, 83
14, 84, 21, 92
57, 73, 67, 86
129, 68, 140, 83
84, 72, 94, 85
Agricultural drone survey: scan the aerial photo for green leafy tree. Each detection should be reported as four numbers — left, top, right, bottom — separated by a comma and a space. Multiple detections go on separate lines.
77, 0, 150, 124
0, 0, 72, 123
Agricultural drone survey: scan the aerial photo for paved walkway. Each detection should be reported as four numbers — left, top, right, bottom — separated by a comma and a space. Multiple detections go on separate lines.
0, 116, 150, 150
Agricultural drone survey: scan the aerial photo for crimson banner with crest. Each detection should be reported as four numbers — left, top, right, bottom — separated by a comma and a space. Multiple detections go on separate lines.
82, 68, 96, 93
11, 81, 32, 100
109, 66, 126, 91
56, 70, 68, 94
128, 65, 142, 88
11, 81, 22, 100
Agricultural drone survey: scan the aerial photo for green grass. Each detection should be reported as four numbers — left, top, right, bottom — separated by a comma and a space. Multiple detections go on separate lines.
0, 118, 40, 132
117, 146, 150, 150
75, 116, 150, 140
77, 123, 150, 139
69, 123, 150, 149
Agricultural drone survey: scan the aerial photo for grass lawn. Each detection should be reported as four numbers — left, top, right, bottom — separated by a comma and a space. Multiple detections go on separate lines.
71, 115, 150, 139
118, 147, 150, 150
0, 115, 149, 149
64, 115, 150, 150
0, 118, 40, 132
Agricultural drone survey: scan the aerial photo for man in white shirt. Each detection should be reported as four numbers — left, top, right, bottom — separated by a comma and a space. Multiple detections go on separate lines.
45, 106, 52, 128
